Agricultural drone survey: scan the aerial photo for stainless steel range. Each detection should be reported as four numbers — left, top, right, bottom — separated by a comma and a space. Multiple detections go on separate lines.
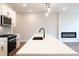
0, 34, 17, 56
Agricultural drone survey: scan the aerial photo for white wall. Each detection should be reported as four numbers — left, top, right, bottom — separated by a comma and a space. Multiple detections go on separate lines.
13, 12, 79, 42
13, 13, 58, 42
59, 12, 79, 42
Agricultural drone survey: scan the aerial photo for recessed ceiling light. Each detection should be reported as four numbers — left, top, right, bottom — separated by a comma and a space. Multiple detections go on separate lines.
62, 7, 66, 10
29, 10, 32, 12
22, 4, 27, 7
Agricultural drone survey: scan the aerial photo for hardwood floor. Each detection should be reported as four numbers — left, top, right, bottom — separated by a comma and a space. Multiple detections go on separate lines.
9, 42, 26, 56
64, 42, 79, 54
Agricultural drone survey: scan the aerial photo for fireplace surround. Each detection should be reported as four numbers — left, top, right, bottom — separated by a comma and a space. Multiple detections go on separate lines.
61, 32, 76, 38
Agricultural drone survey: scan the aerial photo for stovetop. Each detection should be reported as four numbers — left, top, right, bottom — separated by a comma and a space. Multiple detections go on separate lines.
0, 34, 17, 39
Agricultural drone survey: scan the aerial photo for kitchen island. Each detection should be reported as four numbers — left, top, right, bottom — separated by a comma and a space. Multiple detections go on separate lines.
16, 34, 78, 56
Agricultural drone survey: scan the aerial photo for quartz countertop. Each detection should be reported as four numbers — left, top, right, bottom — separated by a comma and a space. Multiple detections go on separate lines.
16, 34, 78, 56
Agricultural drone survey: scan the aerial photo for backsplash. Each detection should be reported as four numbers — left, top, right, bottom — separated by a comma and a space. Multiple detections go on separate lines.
0, 26, 11, 34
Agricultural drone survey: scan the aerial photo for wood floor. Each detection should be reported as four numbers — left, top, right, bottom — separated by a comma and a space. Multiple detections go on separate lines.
64, 42, 79, 54
9, 42, 26, 56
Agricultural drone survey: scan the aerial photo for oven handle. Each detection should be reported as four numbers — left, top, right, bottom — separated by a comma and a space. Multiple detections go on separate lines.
9, 38, 16, 42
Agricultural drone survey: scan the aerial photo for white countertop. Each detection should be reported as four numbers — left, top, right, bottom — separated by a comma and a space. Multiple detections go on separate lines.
16, 34, 78, 56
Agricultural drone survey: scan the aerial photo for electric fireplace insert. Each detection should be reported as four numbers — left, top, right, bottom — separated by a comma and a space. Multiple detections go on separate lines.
61, 32, 76, 38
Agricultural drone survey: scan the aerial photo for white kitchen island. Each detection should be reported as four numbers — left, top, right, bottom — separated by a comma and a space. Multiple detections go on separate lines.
16, 34, 78, 56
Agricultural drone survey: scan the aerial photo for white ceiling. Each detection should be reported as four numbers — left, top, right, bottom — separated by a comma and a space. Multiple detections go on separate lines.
6, 3, 79, 13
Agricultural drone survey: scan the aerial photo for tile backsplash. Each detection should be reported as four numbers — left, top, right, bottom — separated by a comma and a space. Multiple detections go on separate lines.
0, 26, 11, 34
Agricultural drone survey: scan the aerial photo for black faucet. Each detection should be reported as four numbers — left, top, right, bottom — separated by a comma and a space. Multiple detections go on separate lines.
39, 28, 45, 38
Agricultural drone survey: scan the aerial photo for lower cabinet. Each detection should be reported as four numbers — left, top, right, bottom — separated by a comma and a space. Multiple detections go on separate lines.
0, 38, 7, 56
16, 34, 20, 48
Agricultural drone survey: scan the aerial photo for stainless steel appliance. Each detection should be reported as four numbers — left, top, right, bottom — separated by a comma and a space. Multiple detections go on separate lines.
8, 35, 16, 55
0, 34, 17, 56
0, 15, 12, 26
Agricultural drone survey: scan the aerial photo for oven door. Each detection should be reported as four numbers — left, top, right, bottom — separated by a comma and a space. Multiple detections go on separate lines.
8, 37, 16, 55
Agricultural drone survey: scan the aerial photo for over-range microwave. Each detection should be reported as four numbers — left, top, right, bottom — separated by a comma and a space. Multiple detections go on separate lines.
0, 15, 12, 26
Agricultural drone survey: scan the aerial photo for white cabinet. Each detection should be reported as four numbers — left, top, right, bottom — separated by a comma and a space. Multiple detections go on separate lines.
1, 4, 16, 27
11, 11, 16, 27
1, 4, 11, 17
1, 4, 10, 17
0, 4, 2, 15
0, 38, 7, 56
16, 34, 20, 48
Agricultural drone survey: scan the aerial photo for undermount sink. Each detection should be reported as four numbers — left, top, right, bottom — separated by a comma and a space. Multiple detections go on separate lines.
33, 37, 43, 40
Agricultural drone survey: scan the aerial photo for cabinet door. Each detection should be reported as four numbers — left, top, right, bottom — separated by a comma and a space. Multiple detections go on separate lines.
11, 11, 16, 27
1, 4, 8, 16
16, 35, 20, 48
1, 4, 13, 17
0, 38, 7, 56
0, 4, 2, 15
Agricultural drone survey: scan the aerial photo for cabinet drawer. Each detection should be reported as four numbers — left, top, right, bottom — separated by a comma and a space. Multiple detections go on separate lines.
0, 38, 7, 56
0, 38, 7, 42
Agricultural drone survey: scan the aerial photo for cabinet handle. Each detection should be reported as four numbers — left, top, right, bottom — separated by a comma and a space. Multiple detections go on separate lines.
3, 41, 6, 42
1, 46, 4, 51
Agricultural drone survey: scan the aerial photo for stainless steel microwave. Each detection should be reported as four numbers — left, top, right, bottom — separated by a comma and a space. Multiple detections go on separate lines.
0, 15, 12, 26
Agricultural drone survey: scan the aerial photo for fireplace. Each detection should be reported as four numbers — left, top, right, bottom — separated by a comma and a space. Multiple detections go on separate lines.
61, 32, 76, 38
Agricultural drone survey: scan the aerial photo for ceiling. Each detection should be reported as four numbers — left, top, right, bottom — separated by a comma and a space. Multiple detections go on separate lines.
6, 3, 79, 13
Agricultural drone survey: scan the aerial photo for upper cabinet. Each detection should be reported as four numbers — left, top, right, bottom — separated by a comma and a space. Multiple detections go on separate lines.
0, 4, 2, 15
0, 4, 16, 27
